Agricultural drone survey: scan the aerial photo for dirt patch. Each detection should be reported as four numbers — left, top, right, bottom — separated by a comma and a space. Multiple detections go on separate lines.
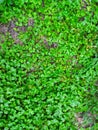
28, 18, 34, 26
75, 112, 97, 129
40, 36, 58, 49
0, 24, 8, 34
95, 80, 98, 87
0, 18, 34, 45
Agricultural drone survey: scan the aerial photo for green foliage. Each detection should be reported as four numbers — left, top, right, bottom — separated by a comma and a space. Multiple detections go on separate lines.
0, 0, 27, 5
0, 0, 98, 129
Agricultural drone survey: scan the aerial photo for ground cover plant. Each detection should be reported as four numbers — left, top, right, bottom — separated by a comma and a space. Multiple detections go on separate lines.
0, 0, 98, 129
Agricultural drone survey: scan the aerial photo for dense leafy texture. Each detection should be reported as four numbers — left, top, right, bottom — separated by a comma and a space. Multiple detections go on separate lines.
0, 0, 98, 129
